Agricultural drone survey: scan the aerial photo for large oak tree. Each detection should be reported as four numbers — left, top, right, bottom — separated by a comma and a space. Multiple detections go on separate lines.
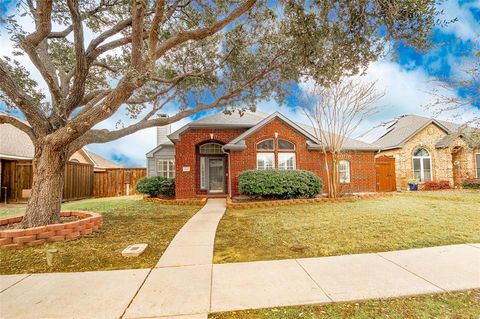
0, 0, 439, 227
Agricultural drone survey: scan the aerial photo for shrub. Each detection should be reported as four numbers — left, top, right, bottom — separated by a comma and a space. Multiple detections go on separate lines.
463, 179, 480, 189
135, 176, 175, 197
239, 170, 322, 199
423, 180, 451, 191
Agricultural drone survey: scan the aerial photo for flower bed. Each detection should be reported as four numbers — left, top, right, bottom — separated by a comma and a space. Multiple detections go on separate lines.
0, 211, 103, 249
143, 197, 207, 206
227, 193, 394, 209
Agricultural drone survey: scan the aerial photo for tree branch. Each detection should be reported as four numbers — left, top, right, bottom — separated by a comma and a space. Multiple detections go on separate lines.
155, 0, 256, 59
0, 59, 48, 134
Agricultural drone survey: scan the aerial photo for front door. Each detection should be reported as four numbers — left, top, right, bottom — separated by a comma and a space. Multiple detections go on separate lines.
208, 158, 225, 194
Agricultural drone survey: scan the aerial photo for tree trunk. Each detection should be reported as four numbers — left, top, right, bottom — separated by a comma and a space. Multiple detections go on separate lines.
21, 145, 67, 228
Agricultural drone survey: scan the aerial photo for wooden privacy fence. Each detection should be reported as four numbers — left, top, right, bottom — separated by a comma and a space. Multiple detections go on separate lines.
63, 162, 94, 200
0, 160, 94, 203
93, 168, 146, 197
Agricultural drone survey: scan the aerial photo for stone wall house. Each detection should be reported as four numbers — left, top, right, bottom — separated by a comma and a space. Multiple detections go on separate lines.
362, 115, 479, 190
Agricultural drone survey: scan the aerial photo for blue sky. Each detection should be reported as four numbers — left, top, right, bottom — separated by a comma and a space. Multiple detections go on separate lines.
1, 0, 479, 167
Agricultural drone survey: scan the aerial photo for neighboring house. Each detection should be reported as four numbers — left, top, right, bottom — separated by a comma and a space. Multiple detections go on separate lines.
146, 111, 379, 199
362, 114, 479, 189
0, 123, 122, 202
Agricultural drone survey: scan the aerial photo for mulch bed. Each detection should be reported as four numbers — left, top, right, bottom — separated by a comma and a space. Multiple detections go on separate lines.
0, 216, 81, 231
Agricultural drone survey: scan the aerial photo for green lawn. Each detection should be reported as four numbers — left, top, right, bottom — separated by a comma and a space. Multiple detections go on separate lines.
210, 290, 480, 319
0, 196, 199, 274
214, 190, 480, 263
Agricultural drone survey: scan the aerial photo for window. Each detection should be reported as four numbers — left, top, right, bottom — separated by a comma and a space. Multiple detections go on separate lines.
257, 153, 275, 170
476, 153, 480, 178
278, 139, 295, 150
200, 157, 206, 189
339, 160, 350, 183
257, 139, 274, 150
278, 153, 296, 170
157, 159, 175, 178
199, 143, 223, 154
412, 147, 431, 182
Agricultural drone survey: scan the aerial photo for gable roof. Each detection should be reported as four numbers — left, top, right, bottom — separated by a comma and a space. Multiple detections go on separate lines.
170, 110, 379, 151
371, 114, 462, 150
0, 123, 34, 160
225, 112, 319, 149
82, 149, 123, 169
0, 121, 122, 168
168, 111, 269, 141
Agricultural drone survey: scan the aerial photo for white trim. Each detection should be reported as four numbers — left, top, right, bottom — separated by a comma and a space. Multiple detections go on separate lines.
0, 154, 32, 160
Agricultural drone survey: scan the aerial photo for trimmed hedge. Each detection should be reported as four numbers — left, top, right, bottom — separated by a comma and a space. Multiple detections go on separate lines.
463, 179, 480, 189
135, 176, 175, 197
239, 170, 322, 199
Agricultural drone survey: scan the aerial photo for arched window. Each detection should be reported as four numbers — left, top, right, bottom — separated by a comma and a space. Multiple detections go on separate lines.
256, 139, 296, 170
199, 143, 223, 154
278, 139, 295, 151
256, 139, 274, 151
413, 147, 431, 182
256, 139, 274, 170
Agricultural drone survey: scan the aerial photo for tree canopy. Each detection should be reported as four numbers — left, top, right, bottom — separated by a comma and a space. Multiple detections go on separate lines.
0, 0, 442, 227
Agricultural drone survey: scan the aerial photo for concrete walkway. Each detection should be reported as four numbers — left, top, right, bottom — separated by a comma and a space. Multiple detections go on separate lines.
0, 199, 479, 319
122, 199, 226, 319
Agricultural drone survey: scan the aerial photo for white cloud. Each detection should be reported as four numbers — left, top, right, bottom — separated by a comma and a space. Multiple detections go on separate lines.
438, 0, 480, 41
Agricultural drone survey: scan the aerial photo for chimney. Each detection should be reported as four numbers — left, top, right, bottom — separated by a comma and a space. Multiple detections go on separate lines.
156, 114, 171, 145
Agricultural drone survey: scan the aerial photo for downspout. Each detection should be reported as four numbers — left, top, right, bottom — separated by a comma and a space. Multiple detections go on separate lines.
222, 147, 232, 198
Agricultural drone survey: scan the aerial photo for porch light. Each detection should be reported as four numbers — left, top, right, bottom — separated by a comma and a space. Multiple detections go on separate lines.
274, 132, 278, 139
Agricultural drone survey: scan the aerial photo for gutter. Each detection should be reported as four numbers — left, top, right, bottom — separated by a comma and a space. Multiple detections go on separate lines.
221, 146, 232, 198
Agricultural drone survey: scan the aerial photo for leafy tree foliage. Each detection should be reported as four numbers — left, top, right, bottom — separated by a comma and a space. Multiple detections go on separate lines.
0, 0, 440, 226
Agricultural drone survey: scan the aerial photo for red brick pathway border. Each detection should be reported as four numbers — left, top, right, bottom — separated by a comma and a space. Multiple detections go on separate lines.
0, 211, 103, 249
143, 197, 207, 206
227, 193, 394, 209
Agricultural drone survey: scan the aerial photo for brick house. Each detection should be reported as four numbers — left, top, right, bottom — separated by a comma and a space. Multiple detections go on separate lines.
362, 114, 480, 190
146, 111, 379, 199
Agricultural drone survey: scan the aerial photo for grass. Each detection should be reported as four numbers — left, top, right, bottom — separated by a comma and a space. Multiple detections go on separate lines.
0, 196, 199, 274
214, 190, 480, 263
209, 290, 480, 319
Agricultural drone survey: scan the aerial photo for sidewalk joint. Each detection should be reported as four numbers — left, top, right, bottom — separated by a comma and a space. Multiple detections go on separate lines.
375, 253, 446, 292
0, 274, 31, 294
120, 268, 154, 319
294, 259, 333, 302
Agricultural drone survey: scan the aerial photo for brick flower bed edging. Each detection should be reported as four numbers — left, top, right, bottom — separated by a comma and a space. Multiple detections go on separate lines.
227, 193, 394, 209
143, 197, 207, 206
0, 211, 103, 249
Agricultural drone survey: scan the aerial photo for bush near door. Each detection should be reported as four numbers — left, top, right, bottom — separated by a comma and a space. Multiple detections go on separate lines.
135, 176, 175, 197
239, 170, 322, 199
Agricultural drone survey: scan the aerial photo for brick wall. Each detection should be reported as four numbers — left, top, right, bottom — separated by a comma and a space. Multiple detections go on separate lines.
174, 128, 246, 198
174, 118, 377, 198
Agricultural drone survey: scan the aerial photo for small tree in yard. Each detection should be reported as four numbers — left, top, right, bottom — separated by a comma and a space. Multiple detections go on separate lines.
0, 0, 440, 227
301, 78, 383, 198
